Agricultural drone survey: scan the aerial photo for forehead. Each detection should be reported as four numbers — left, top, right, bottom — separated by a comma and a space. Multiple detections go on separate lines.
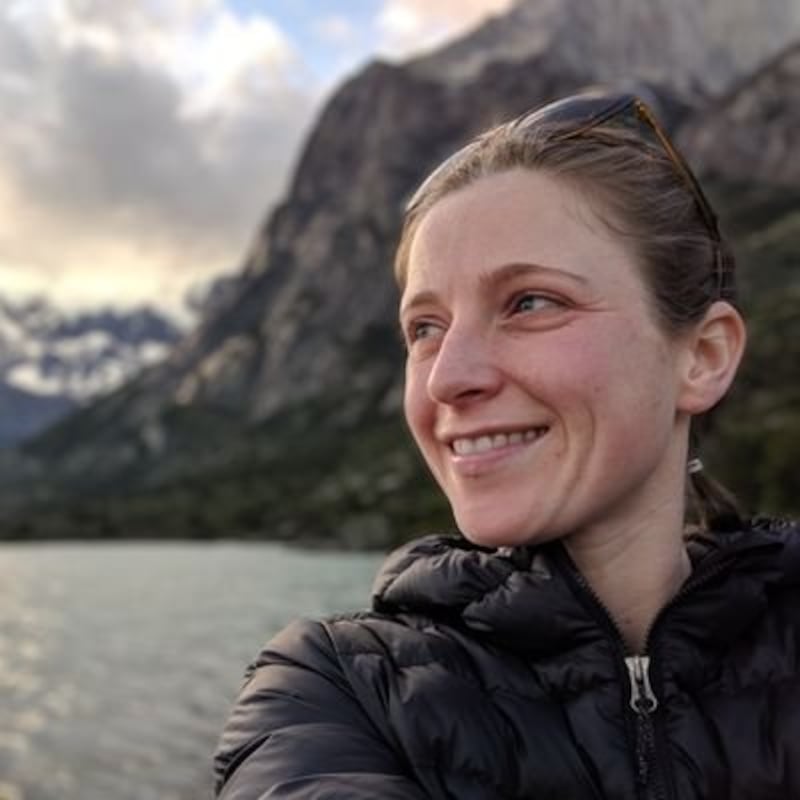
404, 168, 640, 296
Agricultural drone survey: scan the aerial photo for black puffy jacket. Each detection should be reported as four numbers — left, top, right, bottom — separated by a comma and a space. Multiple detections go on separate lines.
214, 520, 800, 799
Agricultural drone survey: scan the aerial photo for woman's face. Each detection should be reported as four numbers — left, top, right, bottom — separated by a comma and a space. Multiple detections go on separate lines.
400, 168, 694, 548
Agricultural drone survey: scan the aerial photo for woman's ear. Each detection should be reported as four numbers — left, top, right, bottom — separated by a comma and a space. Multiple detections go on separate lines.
677, 301, 747, 415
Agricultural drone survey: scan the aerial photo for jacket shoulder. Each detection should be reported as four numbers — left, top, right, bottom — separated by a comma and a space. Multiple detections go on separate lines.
213, 616, 431, 798
749, 515, 800, 586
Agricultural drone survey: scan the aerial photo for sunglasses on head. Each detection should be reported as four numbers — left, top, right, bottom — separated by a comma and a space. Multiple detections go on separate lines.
407, 88, 725, 297
512, 90, 721, 242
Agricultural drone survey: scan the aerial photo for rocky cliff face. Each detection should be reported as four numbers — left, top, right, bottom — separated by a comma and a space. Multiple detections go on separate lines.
110, 0, 800, 440
411, 0, 800, 95
679, 43, 800, 186
2, 1, 798, 540
174, 55, 595, 424
43, 0, 800, 442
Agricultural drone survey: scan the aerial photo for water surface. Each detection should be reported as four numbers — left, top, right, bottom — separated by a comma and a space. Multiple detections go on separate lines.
0, 542, 382, 800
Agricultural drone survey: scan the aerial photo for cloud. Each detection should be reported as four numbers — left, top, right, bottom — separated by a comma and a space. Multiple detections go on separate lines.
375, 0, 514, 58
0, 0, 317, 319
0, 0, 518, 320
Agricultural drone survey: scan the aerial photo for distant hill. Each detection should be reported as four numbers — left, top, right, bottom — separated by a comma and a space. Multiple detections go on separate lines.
0, 0, 797, 544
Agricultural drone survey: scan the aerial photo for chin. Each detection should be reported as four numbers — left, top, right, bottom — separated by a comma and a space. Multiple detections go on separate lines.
455, 510, 553, 550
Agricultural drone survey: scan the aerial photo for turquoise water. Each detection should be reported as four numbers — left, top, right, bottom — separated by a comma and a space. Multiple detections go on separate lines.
0, 542, 383, 800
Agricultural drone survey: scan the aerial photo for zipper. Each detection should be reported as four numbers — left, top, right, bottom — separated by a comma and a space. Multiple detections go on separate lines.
553, 548, 672, 800
626, 656, 657, 715
625, 655, 663, 799
628, 551, 749, 800
553, 535, 782, 800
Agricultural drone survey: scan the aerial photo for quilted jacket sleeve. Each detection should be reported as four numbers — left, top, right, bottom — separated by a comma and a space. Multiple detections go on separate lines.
213, 618, 427, 799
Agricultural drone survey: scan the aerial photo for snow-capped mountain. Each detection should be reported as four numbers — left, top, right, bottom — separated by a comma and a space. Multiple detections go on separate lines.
0, 295, 181, 446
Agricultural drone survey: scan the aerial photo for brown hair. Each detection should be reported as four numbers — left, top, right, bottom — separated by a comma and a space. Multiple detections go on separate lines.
395, 118, 744, 532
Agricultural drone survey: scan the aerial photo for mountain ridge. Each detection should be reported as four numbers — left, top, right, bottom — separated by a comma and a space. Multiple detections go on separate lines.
0, 295, 181, 446
679, 42, 800, 186
409, 0, 800, 94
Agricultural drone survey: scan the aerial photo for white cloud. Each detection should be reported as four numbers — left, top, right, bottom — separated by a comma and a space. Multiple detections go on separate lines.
376, 0, 514, 58
167, 9, 303, 116
0, 0, 318, 320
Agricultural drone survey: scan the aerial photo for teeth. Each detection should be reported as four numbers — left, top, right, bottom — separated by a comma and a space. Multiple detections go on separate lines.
475, 436, 493, 453
453, 439, 474, 456
451, 427, 546, 456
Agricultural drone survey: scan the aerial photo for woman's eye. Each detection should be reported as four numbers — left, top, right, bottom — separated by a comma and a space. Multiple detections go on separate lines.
407, 320, 440, 343
510, 292, 560, 314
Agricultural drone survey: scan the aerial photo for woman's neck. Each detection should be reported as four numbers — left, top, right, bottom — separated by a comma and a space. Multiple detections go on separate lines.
564, 500, 692, 654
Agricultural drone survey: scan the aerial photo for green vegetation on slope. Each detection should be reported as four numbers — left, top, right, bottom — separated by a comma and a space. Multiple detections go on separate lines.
704, 181, 800, 517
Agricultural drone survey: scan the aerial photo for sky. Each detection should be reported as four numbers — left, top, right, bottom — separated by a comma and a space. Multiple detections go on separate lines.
0, 0, 514, 324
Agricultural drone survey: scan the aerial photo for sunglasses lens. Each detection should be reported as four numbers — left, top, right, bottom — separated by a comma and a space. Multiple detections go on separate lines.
517, 93, 634, 132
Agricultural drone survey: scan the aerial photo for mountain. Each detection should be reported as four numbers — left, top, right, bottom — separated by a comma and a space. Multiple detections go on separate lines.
679, 43, 800, 187
1, 0, 798, 543
0, 296, 181, 447
410, 0, 800, 96
0, 382, 72, 450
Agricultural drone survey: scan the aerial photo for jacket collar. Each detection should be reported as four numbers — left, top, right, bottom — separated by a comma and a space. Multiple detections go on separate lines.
371, 521, 797, 659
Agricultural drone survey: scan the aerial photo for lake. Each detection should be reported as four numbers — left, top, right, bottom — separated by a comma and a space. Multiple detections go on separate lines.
0, 542, 384, 800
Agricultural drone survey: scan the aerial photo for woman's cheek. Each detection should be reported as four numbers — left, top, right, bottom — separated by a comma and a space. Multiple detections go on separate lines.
403, 365, 433, 435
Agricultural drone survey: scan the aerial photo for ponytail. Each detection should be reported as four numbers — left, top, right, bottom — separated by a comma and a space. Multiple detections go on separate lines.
686, 460, 746, 533
684, 405, 748, 533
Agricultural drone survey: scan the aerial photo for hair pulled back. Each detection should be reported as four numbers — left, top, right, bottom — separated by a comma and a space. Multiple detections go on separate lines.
394, 115, 744, 532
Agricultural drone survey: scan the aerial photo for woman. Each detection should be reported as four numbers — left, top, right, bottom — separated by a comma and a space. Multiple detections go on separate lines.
214, 90, 800, 799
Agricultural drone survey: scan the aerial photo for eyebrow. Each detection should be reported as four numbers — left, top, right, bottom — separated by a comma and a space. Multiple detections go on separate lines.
478, 261, 588, 291
400, 261, 587, 317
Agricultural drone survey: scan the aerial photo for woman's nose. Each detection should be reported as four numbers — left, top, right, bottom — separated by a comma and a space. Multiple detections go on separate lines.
426, 326, 501, 405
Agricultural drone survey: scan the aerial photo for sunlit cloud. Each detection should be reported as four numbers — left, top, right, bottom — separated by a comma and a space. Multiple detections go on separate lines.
0, 0, 317, 320
375, 0, 514, 58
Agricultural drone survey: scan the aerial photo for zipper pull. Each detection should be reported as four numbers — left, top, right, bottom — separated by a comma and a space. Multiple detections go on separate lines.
625, 655, 658, 714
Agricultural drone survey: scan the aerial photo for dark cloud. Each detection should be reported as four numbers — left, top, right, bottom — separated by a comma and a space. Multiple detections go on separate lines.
0, 2, 317, 310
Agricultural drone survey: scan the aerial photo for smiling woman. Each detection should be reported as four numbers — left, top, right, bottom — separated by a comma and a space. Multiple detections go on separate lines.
400, 169, 696, 556
213, 90, 800, 799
